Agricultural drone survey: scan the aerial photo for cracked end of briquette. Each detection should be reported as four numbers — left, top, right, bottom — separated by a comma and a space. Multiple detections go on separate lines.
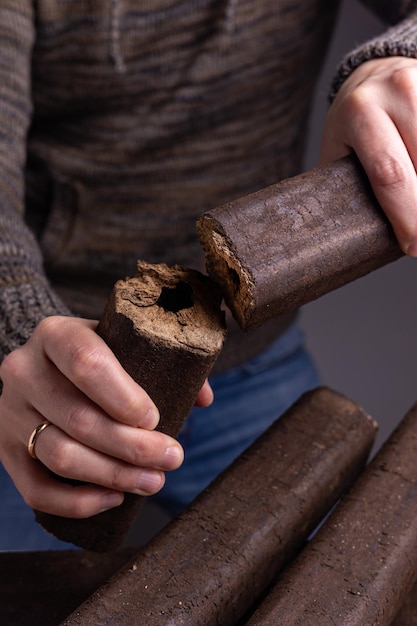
196, 214, 255, 331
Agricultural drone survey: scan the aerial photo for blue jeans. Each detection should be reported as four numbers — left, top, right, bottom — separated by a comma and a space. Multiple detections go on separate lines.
0, 322, 319, 551
0, 463, 73, 552
155, 322, 320, 514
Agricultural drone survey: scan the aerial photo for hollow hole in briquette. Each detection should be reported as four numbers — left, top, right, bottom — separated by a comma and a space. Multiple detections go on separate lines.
157, 281, 194, 313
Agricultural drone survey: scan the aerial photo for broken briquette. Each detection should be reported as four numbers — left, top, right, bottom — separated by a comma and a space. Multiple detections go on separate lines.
197, 154, 403, 330
35, 261, 226, 552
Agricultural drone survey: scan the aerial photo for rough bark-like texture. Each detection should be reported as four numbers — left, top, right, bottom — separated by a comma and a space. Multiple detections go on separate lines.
0, 548, 136, 626
197, 154, 403, 330
391, 579, 417, 626
35, 261, 226, 552
62, 387, 376, 626
246, 400, 417, 626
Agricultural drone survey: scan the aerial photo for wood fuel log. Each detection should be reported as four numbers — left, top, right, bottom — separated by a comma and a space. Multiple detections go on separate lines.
246, 399, 417, 626
35, 261, 226, 552
62, 387, 377, 626
197, 154, 403, 330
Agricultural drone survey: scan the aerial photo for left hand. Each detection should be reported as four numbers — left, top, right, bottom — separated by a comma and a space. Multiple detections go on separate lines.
319, 56, 417, 257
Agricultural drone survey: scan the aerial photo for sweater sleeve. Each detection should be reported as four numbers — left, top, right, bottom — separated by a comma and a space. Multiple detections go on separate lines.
330, 3, 417, 99
0, 2, 70, 363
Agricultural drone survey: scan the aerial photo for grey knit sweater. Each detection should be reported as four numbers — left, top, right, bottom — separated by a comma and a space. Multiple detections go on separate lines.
1, 0, 417, 373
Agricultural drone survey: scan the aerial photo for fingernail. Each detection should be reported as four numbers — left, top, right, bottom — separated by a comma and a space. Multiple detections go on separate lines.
100, 491, 124, 512
143, 406, 160, 429
138, 470, 164, 494
165, 445, 184, 469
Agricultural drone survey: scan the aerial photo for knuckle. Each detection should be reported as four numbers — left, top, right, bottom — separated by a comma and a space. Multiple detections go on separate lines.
47, 440, 76, 477
130, 441, 149, 467
390, 66, 417, 100
0, 349, 26, 384
36, 316, 58, 333
35, 316, 63, 343
342, 84, 374, 119
0, 351, 18, 381
66, 405, 98, 440
128, 430, 154, 466
67, 343, 105, 385
129, 431, 170, 468
106, 462, 127, 491
369, 155, 408, 189
116, 395, 142, 425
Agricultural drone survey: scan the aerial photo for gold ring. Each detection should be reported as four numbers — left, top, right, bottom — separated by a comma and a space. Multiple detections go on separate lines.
27, 420, 52, 460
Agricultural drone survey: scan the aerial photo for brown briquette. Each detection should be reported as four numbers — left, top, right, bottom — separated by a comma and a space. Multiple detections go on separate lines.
61, 387, 377, 626
246, 399, 417, 626
35, 261, 226, 552
197, 154, 403, 330
391, 579, 417, 626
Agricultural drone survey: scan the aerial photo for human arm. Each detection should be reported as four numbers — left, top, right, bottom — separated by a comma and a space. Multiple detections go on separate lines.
319, 7, 417, 256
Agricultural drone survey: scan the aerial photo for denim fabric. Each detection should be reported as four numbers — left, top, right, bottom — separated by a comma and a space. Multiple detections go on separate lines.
155, 322, 320, 514
0, 463, 75, 551
0, 322, 319, 551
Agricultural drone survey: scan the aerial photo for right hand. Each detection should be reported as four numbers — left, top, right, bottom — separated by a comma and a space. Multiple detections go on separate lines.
319, 56, 417, 256
0, 316, 184, 519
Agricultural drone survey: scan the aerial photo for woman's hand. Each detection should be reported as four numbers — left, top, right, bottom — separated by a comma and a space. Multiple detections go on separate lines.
320, 56, 417, 257
0, 316, 185, 519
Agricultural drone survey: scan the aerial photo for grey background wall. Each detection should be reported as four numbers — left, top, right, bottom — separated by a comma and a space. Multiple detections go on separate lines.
301, 0, 417, 452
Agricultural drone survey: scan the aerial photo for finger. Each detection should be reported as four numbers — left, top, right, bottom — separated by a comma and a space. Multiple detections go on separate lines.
348, 106, 417, 254
319, 60, 417, 256
19, 357, 183, 470
27, 421, 167, 497
194, 379, 214, 407
7, 449, 125, 518
34, 317, 160, 429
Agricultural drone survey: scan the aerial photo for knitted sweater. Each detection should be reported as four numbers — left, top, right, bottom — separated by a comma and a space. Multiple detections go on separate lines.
1, 0, 417, 373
